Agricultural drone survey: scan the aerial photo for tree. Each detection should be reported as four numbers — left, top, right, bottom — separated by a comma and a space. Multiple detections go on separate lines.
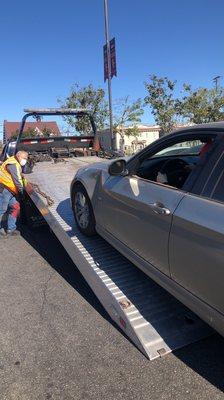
113, 96, 144, 151
144, 75, 177, 136
11, 128, 39, 139
176, 85, 224, 124
41, 127, 54, 137
144, 75, 224, 133
60, 85, 144, 151
59, 84, 108, 134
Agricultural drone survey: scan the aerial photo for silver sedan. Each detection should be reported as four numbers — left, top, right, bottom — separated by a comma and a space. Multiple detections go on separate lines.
70, 122, 224, 339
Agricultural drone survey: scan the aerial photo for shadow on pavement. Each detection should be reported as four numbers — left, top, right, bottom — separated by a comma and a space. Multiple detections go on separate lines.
175, 334, 224, 392
20, 224, 132, 346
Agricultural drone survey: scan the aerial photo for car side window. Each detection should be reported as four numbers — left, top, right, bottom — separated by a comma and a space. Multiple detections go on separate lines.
135, 136, 215, 190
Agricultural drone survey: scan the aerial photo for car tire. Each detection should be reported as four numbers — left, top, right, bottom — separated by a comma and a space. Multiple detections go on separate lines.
72, 183, 96, 236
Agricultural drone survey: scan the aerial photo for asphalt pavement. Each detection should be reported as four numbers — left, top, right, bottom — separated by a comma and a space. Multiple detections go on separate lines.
1, 224, 224, 400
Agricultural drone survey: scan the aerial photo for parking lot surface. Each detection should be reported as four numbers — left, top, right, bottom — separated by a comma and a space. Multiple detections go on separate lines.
1, 226, 224, 400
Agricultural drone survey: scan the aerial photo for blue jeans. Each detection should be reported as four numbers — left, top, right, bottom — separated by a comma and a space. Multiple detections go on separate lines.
0, 188, 20, 232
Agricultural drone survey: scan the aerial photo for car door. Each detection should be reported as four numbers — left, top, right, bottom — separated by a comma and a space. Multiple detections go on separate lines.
169, 143, 224, 314
96, 133, 219, 276
97, 173, 184, 276
95, 132, 219, 277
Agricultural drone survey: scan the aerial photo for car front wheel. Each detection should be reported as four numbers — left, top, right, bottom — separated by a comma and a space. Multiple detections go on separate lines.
72, 183, 96, 236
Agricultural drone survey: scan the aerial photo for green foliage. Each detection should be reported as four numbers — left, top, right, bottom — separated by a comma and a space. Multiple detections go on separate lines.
145, 75, 224, 134
113, 96, 144, 137
11, 128, 38, 139
112, 96, 144, 151
113, 97, 143, 128
11, 126, 54, 139
176, 85, 224, 124
59, 83, 108, 134
125, 125, 140, 138
41, 127, 54, 137
144, 75, 177, 136
60, 86, 144, 152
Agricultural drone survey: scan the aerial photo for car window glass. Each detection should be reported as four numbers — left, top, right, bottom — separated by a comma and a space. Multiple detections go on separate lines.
152, 140, 203, 157
135, 137, 215, 191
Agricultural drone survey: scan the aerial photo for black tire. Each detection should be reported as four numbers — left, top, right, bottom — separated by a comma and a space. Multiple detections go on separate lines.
72, 183, 96, 236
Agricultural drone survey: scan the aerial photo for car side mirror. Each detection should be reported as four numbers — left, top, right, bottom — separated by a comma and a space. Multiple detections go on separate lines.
108, 159, 128, 176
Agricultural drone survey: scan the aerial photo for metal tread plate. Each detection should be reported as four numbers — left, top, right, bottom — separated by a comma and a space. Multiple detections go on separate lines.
27, 160, 213, 360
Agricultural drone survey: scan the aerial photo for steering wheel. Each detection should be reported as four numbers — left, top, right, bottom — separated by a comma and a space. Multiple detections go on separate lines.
159, 158, 190, 188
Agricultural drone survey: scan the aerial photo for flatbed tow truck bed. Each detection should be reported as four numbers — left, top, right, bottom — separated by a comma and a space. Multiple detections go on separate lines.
27, 158, 213, 360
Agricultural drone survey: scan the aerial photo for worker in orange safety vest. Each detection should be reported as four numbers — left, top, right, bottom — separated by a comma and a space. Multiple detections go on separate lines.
0, 151, 28, 236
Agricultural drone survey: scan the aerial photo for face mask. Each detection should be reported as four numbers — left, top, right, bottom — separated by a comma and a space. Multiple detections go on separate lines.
20, 159, 27, 167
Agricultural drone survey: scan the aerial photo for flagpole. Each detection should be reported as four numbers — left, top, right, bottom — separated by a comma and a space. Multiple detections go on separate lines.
104, 0, 115, 150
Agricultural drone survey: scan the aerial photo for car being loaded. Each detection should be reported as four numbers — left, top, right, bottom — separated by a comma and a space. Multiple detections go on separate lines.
70, 122, 224, 339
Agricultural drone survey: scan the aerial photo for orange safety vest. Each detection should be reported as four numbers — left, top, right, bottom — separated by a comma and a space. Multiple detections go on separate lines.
0, 156, 25, 195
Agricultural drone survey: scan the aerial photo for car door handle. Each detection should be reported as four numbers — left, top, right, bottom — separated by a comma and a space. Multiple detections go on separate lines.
148, 202, 171, 215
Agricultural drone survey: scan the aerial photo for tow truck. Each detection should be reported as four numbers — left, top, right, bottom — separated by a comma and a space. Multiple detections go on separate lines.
1, 108, 98, 169
2, 109, 213, 360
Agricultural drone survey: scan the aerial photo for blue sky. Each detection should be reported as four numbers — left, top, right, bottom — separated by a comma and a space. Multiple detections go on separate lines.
0, 0, 224, 138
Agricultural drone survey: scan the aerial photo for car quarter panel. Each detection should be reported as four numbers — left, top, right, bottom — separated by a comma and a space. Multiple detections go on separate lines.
169, 194, 224, 315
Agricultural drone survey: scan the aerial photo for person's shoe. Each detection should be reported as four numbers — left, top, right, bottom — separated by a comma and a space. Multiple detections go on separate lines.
0, 228, 7, 237
7, 229, 21, 236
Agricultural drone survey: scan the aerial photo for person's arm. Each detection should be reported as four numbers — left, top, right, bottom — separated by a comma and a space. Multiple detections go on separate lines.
7, 164, 24, 194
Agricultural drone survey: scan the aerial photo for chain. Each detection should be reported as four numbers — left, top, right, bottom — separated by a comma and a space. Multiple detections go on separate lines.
32, 183, 54, 207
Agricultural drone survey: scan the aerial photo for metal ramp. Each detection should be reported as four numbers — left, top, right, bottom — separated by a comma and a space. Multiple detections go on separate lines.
27, 159, 213, 360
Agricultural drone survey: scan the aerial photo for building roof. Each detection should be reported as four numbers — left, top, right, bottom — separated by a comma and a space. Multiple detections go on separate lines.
133, 124, 160, 131
3, 120, 60, 141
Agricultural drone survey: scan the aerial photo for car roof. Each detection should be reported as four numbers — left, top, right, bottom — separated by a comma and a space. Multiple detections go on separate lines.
173, 121, 224, 135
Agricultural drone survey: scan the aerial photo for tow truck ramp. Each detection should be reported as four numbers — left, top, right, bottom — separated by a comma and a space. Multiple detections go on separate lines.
27, 160, 213, 360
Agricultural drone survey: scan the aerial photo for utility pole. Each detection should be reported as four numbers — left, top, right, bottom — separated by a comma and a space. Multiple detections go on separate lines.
213, 75, 221, 92
103, 0, 115, 150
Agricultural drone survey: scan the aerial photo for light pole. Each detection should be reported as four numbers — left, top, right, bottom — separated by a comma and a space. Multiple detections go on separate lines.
103, 0, 115, 150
